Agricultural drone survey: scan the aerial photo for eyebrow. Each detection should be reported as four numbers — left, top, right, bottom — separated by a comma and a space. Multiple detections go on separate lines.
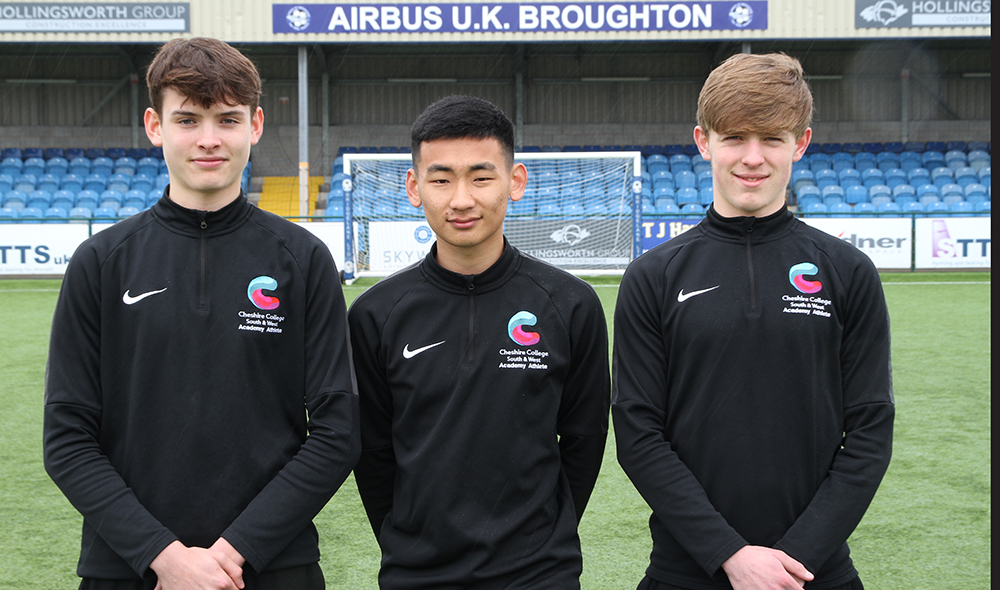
169, 109, 245, 118
425, 162, 498, 174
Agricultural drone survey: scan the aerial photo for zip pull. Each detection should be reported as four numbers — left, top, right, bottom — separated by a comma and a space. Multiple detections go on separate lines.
200, 220, 208, 229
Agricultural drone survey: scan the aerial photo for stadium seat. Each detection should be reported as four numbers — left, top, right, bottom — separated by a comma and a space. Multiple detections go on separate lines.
2, 147, 23, 159
117, 206, 141, 218
0, 173, 12, 193
838, 168, 861, 188
925, 141, 947, 153
931, 167, 954, 188
75, 190, 100, 211
901, 201, 925, 215
792, 169, 815, 191
861, 168, 884, 188
954, 167, 978, 187
44, 207, 69, 222
945, 150, 968, 170
114, 157, 137, 176
61, 174, 84, 193
916, 184, 939, 200
14, 173, 37, 193
675, 170, 696, 189
884, 169, 907, 188
977, 166, 989, 186
843, 142, 863, 154
796, 186, 821, 207
696, 170, 713, 190
973, 201, 990, 214
967, 150, 990, 171
92, 207, 119, 222
51, 190, 75, 210
19, 206, 44, 221
907, 168, 930, 186
84, 173, 108, 192
27, 190, 52, 210
904, 141, 925, 153
698, 187, 714, 206
90, 157, 114, 176
925, 201, 949, 214
809, 153, 831, 172
949, 201, 973, 213
124, 190, 147, 210
128, 148, 149, 160
831, 152, 854, 171
676, 187, 699, 205
845, 185, 869, 204
802, 202, 827, 214
821, 185, 845, 206
0, 207, 18, 222
876, 152, 900, 171
875, 201, 901, 215
45, 157, 69, 176
680, 203, 704, 215
854, 152, 877, 171
69, 157, 91, 176
829, 202, 852, 217
108, 173, 132, 193
3, 190, 28, 210
922, 151, 946, 171
815, 169, 838, 190
854, 202, 876, 214
669, 154, 692, 174
939, 183, 963, 199
106, 147, 127, 159
862, 142, 884, 153
964, 184, 987, 200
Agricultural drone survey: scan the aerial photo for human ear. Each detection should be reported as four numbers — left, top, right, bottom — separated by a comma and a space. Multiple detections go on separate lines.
405, 168, 422, 208
693, 126, 712, 161
144, 108, 163, 147
508, 162, 527, 202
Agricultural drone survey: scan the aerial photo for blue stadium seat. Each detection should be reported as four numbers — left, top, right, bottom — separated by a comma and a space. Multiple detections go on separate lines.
854, 152, 877, 171
698, 187, 714, 206
19, 206, 44, 221
14, 173, 37, 193
854, 202, 876, 214
106, 147, 127, 159
831, 152, 854, 171
0, 207, 18, 222
69, 157, 91, 176
44, 207, 69, 222
815, 169, 838, 189
792, 169, 815, 191
46, 157, 69, 176
3, 190, 28, 210
845, 185, 869, 204
2, 147, 23, 159
838, 168, 861, 188
809, 153, 832, 172
828, 202, 852, 217
680, 203, 704, 215
863, 142, 884, 153
875, 201, 901, 215
925, 201, 949, 214
861, 168, 884, 188
27, 190, 52, 210
90, 157, 114, 176
117, 206, 141, 218
899, 152, 922, 172
931, 167, 954, 188
802, 202, 827, 214
75, 190, 100, 211
901, 201, 924, 215
922, 151, 946, 171
907, 168, 930, 186
51, 190, 75, 210
821, 185, 845, 206
954, 167, 978, 187
61, 174, 84, 193
876, 152, 900, 171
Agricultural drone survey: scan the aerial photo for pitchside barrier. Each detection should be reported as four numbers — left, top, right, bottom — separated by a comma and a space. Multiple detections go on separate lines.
1, 214, 990, 277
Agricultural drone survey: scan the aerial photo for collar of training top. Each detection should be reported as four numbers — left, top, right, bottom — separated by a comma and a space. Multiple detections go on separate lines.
420, 237, 522, 295
151, 189, 254, 237
701, 203, 798, 245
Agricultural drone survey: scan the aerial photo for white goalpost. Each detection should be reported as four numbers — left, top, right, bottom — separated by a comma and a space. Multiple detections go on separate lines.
336, 151, 643, 279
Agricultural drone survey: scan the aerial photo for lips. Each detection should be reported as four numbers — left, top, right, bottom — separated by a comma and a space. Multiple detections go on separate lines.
449, 217, 479, 229
192, 157, 227, 169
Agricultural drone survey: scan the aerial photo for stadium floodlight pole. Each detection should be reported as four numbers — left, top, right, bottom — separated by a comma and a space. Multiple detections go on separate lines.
298, 45, 309, 219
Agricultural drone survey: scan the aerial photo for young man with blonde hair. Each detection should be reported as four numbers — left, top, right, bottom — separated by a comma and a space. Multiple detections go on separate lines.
44, 37, 360, 590
613, 53, 894, 590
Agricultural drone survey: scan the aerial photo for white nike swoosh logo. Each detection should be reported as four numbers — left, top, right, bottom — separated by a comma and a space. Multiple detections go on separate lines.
403, 341, 446, 359
677, 286, 720, 302
122, 288, 168, 305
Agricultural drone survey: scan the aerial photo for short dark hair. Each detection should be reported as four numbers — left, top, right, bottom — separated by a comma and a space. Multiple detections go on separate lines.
411, 95, 515, 168
146, 37, 261, 115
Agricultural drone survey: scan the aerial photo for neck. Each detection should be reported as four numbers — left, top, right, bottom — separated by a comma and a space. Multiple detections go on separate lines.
168, 186, 242, 212
435, 235, 505, 275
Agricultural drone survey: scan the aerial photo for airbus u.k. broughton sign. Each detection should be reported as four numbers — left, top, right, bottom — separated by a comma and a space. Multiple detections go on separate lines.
273, 1, 768, 35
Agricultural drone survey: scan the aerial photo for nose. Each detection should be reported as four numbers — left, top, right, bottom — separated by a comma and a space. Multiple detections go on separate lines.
742, 139, 765, 167
197, 124, 222, 150
449, 178, 476, 210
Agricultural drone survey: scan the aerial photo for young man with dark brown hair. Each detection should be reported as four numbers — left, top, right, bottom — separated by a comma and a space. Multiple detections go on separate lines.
613, 53, 894, 590
44, 37, 360, 590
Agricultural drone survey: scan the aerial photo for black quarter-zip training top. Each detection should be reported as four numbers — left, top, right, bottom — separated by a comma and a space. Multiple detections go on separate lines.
613, 205, 894, 589
44, 192, 361, 581
350, 241, 610, 589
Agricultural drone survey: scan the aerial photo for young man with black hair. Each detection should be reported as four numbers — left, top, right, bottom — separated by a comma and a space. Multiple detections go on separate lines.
613, 53, 894, 590
43, 37, 360, 590
349, 95, 610, 589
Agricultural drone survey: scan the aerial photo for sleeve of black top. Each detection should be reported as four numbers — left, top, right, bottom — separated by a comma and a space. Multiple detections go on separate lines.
612, 257, 748, 577
556, 281, 610, 521
774, 254, 894, 574
348, 293, 397, 540
221, 241, 362, 572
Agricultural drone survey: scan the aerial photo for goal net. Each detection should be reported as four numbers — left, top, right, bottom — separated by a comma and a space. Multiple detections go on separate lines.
337, 151, 642, 279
